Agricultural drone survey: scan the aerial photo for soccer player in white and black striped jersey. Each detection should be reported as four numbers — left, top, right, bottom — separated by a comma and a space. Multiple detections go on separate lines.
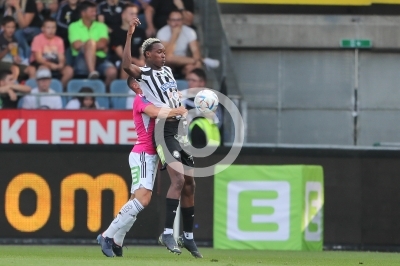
122, 18, 202, 258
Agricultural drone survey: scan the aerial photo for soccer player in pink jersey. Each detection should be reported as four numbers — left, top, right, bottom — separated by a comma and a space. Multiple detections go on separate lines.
97, 77, 187, 257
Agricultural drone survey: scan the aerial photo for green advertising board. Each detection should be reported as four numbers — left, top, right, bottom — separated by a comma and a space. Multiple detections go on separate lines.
214, 165, 324, 250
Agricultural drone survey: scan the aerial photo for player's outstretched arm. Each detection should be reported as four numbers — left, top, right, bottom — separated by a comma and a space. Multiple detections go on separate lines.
144, 105, 187, 119
122, 18, 142, 79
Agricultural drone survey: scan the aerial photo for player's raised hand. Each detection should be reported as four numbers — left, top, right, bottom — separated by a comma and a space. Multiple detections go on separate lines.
128, 18, 141, 35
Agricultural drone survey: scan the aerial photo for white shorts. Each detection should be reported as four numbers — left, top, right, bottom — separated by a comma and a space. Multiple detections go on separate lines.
128, 152, 159, 193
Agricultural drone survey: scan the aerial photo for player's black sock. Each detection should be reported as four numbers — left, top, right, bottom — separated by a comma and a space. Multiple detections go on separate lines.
164, 198, 180, 231
181, 206, 194, 233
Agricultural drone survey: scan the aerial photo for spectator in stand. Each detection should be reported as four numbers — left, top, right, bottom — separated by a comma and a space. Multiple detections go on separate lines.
183, 67, 206, 105
36, 0, 58, 20
183, 68, 222, 129
145, 0, 193, 37
157, 9, 219, 78
182, 68, 222, 148
0, 16, 35, 81
2, 0, 44, 59
68, 1, 117, 88
65, 86, 99, 109
97, 0, 127, 32
21, 67, 62, 109
31, 18, 74, 88
56, 0, 81, 49
109, 3, 145, 79
0, 69, 31, 109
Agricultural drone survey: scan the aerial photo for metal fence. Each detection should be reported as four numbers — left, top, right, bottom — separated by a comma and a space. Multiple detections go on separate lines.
194, 0, 242, 98
194, 0, 246, 144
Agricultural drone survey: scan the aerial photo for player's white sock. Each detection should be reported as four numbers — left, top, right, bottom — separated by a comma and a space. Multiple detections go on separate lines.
163, 228, 173, 234
103, 199, 144, 238
184, 231, 193, 240
113, 216, 137, 246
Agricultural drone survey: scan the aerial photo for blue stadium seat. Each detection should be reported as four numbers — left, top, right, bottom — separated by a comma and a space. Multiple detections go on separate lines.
25, 78, 63, 93
176, 79, 188, 91
67, 79, 109, 109
23, 78, 66, 107
109, 79, 187, 109
110, 79, 134, 109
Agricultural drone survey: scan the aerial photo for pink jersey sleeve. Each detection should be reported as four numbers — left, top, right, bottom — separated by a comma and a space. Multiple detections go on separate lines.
134, 95, 152, 114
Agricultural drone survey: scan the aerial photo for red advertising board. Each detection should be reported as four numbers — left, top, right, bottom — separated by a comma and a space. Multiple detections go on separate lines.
0, 110, 136, 144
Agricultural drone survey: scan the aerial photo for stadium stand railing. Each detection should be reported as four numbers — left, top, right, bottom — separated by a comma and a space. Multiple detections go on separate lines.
194, 0, 246, 143
67, 79, 109, 109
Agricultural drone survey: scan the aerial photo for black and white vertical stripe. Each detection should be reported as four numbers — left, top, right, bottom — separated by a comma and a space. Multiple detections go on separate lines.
138, 66, 181, 109
140, 152, 146, 179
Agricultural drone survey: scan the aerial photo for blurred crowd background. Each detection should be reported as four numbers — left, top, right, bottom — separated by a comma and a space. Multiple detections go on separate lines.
0, 0, 220, 110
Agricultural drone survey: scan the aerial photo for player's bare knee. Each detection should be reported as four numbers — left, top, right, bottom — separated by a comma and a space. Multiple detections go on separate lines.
172, 174, 185, 191
189, 180, 196, 194
182, 182, 195, 197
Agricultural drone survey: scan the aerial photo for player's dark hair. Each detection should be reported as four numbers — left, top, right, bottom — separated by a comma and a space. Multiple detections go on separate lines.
0, 70, 12, 81
42, 17, 56, 27
122, 3, 139, 13
79, 0, 96, 12
127, 76, 136, 88
190, 68, 207, 82
1, 16, 16, 26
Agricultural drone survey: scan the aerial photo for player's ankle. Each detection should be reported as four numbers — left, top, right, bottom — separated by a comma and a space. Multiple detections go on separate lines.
183, 232, 194, 239
163, 228, 173, 235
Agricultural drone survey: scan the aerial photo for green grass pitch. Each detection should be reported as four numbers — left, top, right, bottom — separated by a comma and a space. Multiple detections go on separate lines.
0, 245, 400, 266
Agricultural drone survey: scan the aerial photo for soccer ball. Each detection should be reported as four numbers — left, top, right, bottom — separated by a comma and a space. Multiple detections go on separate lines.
194, 89, 219, 114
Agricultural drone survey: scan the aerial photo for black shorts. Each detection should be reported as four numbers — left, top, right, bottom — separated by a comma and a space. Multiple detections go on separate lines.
153, 120, 194, 170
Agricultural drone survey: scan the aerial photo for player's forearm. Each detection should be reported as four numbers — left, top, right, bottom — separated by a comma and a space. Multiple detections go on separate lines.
145, 107, 179, 119
167, 108, 185, 118
122, 34, 141, 78
152, 107, 174, 119
122, 34, 133, 69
